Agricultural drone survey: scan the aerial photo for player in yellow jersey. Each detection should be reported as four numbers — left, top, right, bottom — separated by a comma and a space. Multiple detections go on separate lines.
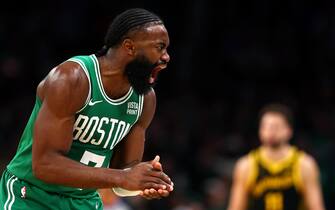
228, 103, 325, 210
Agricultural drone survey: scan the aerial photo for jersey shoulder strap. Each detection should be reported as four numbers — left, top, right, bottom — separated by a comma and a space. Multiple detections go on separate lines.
67, 54, 103, 112
246, 149, 259, 190
292, 148, 305, 193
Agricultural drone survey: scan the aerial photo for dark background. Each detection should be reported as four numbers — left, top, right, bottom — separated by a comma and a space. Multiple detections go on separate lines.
1, 0, 335, 209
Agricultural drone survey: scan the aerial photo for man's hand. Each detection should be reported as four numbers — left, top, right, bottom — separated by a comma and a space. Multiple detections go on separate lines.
139, 155, 174, 199
120, 156, 173, 191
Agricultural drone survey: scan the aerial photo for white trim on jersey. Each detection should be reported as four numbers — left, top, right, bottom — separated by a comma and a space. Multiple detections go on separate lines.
4, 175, 18, 210
91, 55, 134, 105
67, 58, 92, 113
138, 93, 144, 119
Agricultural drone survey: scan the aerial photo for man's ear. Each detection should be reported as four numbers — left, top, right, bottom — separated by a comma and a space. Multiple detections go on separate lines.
122, 38, 136, 56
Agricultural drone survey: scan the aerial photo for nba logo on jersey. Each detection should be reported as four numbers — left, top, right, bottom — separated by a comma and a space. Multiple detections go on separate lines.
21, 186, 26, 198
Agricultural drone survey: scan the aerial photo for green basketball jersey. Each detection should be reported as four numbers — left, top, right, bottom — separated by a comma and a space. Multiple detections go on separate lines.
6, 54, 144, 198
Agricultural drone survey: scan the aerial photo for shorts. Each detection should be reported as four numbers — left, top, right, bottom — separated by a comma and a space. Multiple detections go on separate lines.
0, 169, 103, 210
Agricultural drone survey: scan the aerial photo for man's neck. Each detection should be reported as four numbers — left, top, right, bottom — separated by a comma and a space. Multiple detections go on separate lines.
100, 49, 126, 76
260, 144, 291, 162
97, 51, 131, 99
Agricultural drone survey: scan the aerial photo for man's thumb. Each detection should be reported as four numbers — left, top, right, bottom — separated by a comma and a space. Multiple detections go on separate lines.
153, 155, 160, 163
152, 155, 163, 171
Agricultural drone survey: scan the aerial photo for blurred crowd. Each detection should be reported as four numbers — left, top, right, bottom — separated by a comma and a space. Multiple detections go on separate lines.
1, 0, 335, 209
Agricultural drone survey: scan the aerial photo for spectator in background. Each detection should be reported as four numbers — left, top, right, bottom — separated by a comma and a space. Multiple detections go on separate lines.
203, 177, 228, 210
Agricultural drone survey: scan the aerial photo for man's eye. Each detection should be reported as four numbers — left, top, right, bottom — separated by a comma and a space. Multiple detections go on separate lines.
157, 45, 165, 50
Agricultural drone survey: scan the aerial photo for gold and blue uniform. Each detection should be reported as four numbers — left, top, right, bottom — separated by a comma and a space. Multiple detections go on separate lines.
246, 147, 305, 210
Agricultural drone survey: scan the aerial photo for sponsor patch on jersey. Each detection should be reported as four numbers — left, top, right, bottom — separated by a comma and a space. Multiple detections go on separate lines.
127, 102, 139, 115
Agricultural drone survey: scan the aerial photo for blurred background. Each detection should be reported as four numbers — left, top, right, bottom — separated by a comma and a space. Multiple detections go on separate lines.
1, 0, 335, 209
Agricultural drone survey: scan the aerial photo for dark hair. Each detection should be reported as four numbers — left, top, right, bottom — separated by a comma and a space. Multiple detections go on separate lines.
96, 8, 163, 56
258, 103, 294, 128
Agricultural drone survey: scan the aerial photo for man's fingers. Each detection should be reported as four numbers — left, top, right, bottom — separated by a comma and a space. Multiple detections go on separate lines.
168, 182, 174, 191
158, 189, 170, 197
139, 188, 170, 200
149, 171, 171, 185
140, 189, 158, 200
149, 177, 170, 188
147, 188, 163, 199
143, 182, 167, 190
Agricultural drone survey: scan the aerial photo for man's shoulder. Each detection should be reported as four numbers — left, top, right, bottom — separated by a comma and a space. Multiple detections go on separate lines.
299, 152, 319, 170
234, 154, 252, 174
37, 57, 90, 103
290, 146, 316, 166
143, 88, 156, 99
53, 60, 87, 83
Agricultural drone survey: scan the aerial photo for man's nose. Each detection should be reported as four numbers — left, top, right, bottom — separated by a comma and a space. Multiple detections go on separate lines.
161, 51, 170, 64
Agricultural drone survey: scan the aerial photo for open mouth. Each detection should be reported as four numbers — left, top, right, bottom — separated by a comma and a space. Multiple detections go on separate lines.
149, 64, 167, 84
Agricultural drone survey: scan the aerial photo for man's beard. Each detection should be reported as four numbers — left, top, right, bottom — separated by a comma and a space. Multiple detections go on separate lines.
264, 139, 285, 149
125, 55, 157, 95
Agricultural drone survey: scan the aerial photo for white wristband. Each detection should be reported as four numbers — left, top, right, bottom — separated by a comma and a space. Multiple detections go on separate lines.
112, 187, 141, 197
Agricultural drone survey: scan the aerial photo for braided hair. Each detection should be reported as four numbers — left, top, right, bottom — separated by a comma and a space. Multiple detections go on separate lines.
96, 8, 163, 56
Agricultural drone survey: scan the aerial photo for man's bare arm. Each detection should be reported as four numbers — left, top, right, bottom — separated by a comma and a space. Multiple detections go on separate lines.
32, 62, 170, 190
110, 89, 156, 169
300, 154, 325, 210
110, 89, 173, 199
227, 156, 250, 210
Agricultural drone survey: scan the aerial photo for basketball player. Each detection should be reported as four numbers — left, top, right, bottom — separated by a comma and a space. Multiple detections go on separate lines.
228, 104, 325, 210
0, 8, 173, 210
